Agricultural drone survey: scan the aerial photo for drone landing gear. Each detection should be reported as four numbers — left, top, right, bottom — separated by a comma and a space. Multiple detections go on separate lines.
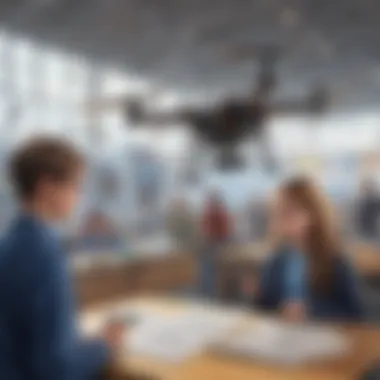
256, 134, 279, 174
216, 147, 245, 171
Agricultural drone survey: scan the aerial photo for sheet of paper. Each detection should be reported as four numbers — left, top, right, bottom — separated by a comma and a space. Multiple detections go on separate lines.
217, 319, 351, 365
125, 308, 246, 362
129, 316, 203, 361
81, 304, 154, 336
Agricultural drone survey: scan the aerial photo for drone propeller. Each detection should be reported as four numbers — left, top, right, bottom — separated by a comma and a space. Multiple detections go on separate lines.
222, 43, 282, 99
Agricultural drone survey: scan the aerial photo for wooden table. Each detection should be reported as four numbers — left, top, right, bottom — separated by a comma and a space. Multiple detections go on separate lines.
74, 253, 196, 307
82, 298, 380, 380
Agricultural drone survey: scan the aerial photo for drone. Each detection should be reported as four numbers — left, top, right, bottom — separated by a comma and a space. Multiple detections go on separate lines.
86, 45, 332, 171
126, 48, 329, 170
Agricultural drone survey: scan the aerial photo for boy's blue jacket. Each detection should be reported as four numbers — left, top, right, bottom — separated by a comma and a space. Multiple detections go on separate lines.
0, 214, 109, 379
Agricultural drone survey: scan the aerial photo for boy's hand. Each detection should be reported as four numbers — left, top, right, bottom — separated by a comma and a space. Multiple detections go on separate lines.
281, 301, 306, 323
101, 320, 125, 352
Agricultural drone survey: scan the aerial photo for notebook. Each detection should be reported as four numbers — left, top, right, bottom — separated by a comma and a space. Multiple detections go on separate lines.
215, 319, 351, 365
126, 307, 246, 362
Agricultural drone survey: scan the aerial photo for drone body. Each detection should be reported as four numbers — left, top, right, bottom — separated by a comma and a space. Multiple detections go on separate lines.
80, 45, 323, 170
186, 99, 267, 146
123, 51, 328, 170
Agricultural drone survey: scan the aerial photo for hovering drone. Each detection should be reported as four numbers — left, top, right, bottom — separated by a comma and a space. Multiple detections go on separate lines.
86, 45, 332, 170
124, 47, 329, 170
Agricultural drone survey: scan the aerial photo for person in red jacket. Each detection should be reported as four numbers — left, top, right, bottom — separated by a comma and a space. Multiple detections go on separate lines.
199, 192, 232, 298
202, 193, 231, 243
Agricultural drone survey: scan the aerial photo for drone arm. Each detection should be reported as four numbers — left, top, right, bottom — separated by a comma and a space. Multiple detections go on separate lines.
271, 98, 327, 115
84, 96, 190, 126
126, 106, 194, 126
251, 45, 280, 101
271, 99, 314, 114
271, 87, 329, 115
253, 68, 277, 102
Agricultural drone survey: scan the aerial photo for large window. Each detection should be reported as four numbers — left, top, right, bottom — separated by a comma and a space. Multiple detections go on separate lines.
0, 31, 127, 147
14, 38, 35, 96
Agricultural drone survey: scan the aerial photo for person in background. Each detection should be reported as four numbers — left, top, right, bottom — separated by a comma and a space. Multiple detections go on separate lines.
355, 179, 380, 242
199, 192, 232, 298
79, 209, 122, 251
247, 196, 269, 241
166, 197, 198, 252
0, 137, 123, 380
242, 177, 364, 322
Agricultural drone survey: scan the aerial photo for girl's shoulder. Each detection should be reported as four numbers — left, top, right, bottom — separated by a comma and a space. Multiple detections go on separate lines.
263, 245, 290, 268
332, 253, 359, 280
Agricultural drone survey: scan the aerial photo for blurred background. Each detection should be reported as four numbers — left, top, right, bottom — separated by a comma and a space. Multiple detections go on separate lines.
1, 0, 380, 314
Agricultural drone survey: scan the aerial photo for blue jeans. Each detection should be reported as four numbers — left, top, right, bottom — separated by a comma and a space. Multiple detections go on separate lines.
198, 242, 222, 299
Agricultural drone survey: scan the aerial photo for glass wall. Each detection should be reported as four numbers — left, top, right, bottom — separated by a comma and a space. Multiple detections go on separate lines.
0, 30, 134, 150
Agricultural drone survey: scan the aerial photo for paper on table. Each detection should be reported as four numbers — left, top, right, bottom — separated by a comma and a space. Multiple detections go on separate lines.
81, 304, 154, 336
217, 319, 351, 365
129, 316, 201, 361
126, 309, 246, 362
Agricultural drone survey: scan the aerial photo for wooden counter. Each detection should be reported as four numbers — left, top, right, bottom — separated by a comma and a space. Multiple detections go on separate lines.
221, 241, 380, 279
73, 240, 380, 308
74, 253, 196, 307
217, 240, 380, 299
82, 298, 380, 380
